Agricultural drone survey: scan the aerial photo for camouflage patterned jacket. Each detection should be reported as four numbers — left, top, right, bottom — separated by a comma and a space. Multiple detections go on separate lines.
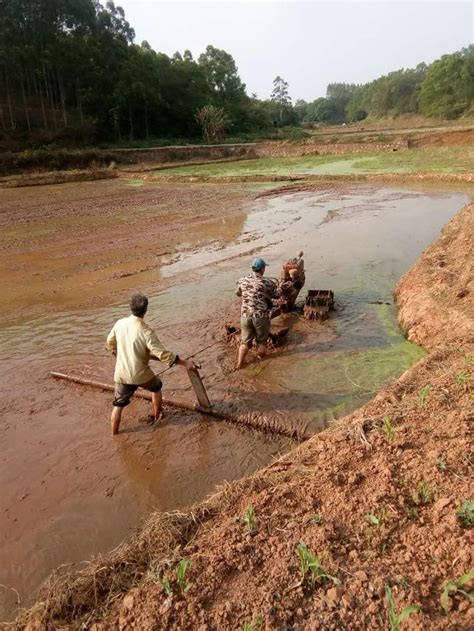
236, 272, 280, 318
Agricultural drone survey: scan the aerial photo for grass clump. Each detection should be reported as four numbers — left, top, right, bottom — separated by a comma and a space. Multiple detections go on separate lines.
412, 481, 436, 506
385, 585, 421, 630
366, 508, 387, 529
454, 370, 470, 386
310, 513, 322, 524
158, 558, 193, 595
243, 506, 256, 531
160, 576, 172, 596
176, 558, 193, 594
457, 499, 474, 528
382, 415, 397, 441
243, 614, 264, 631
418, 384, 430, 407
440, 571, 474, 614
297, 541, 339, 587
435, 455, 447, 471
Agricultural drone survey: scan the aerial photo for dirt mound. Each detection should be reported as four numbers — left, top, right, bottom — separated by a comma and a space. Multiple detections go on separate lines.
13, 204, 473, 630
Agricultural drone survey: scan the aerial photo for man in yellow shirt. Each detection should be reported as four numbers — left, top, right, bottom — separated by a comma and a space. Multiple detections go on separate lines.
106, 293, 196, 435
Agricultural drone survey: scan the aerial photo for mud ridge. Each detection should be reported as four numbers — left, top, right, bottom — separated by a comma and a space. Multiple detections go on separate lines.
12, 203, 474, 630
142, 172, 474, 185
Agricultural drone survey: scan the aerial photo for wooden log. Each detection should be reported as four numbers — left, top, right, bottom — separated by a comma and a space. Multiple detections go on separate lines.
49, 371, 221, 418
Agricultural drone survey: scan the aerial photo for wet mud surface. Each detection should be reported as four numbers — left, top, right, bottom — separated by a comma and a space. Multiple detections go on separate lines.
0, 180, 469, 619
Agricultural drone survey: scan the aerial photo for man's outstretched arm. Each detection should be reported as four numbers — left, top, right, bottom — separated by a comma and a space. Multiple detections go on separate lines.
146, 329, 196, 370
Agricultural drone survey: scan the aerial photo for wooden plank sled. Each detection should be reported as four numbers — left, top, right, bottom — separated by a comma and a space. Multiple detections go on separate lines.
50, 371, 218, 418
48, 372, 306, 441
187, 368, 211, 409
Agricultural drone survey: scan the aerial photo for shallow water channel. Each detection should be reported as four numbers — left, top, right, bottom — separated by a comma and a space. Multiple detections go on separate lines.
0, 184, 469, 619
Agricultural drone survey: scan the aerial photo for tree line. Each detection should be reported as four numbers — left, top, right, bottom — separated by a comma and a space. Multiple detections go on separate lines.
293, 46, 473, 125
0, 1, 472, 147
0, 0, 275, 143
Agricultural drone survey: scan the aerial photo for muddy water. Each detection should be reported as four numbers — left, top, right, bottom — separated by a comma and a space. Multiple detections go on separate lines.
0, 184, 469, 620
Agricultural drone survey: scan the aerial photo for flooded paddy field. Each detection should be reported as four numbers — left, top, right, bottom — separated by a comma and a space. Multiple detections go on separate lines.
0, 178, 469, 619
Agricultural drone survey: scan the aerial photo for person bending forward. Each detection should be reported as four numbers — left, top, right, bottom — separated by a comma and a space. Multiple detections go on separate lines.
106, 292, 195, 435
235, 258, 280, 369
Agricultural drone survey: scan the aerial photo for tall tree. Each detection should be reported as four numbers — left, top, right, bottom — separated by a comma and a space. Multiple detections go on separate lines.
270, 76, 291, 124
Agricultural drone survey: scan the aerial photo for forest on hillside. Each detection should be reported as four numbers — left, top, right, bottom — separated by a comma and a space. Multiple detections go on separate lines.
1, 0, 473, 147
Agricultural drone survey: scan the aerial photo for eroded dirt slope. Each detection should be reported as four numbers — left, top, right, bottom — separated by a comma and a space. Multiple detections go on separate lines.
15, 204, 473, 629
396, 203, 473, 349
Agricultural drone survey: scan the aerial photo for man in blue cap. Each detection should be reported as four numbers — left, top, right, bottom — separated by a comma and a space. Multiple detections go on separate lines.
235, 257, 281, 368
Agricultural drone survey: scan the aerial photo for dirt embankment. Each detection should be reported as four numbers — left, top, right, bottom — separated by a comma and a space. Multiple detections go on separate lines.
395, 203, 473, 349
256, 127, 474, 158
0, 143, 257, 178
1, 126, 471, 187
14, 204, 473, 629
148, 172, 474, 185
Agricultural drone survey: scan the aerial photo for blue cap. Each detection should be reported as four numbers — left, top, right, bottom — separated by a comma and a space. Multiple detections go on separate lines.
252, 257, 269, 271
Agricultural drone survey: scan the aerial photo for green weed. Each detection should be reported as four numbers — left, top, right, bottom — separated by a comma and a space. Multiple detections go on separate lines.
385, 585, 421, 630
418, 384, 430, 407
243, 506, 256, 531
160, 576, 173, 596
382, 415, 397, 441
243, 614, 264, 631
454, 370, 470, 386
435, 455, 447, 471
297, 541, 339, 587
440, 571, 474, 614
176, 558, 193, 594
366, 508, 387, 529
457, 499, 474, 528
310, 514, 322, 524
412, 481, 436, 506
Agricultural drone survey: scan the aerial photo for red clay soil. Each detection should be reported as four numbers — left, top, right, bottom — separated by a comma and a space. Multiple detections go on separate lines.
415, 128, 474, 147
256, 128, 474, 158
15, 205, 473, 630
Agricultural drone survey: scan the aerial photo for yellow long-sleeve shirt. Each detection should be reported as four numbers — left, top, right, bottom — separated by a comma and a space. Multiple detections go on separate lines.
106, 315, 177, 385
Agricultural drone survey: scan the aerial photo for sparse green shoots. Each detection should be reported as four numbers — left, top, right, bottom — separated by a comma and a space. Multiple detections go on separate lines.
436, 455, 447, 471
418, 384, 430, 407
243, 614, 264, 631
160, 576, 173, 596
366, 508, 386, 529
457, 499, 474, 528
382, 415, 397, 441
440, 571, 474, 615
176, 558, 193, 594
243, 506, 256, 531
310, 514, 322, 524
412, 481, 435, 506
385, 585, 421, 630
297, 541, 339, 587
454, 370, 470, 386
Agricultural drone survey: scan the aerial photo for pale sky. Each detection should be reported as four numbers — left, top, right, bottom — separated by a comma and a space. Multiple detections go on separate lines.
118, 1, 474, 101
